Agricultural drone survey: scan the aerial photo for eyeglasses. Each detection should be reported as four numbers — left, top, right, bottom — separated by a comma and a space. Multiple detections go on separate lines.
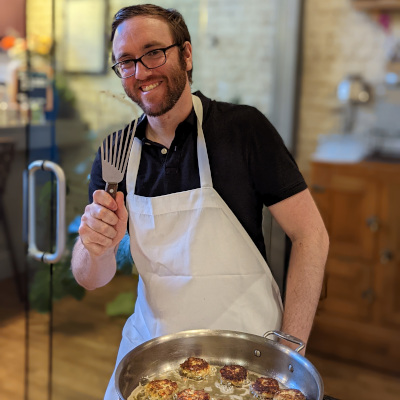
111, 43, 180, 79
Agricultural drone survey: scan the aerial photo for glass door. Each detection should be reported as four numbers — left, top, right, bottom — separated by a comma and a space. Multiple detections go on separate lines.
22, 1, 139, 399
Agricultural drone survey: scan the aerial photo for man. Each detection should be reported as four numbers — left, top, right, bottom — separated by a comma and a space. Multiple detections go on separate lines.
71, 4, 329, 399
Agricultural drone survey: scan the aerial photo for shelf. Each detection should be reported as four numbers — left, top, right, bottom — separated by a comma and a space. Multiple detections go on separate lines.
352, 0, 400, 10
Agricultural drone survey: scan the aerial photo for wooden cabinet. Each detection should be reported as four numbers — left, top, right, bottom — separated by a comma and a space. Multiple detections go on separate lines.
308, 161, 400, 373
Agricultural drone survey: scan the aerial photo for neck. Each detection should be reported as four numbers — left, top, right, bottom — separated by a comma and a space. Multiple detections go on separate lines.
146, 85, 193, 148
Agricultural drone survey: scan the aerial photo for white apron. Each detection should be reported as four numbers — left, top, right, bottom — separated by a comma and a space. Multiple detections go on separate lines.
104, 95, 283, 399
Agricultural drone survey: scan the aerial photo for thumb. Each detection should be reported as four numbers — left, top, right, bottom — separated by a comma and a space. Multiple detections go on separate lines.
114, 191, 128, 220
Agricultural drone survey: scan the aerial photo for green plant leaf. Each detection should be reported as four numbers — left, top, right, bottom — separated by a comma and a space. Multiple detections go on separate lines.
28, 265, 51, 313
105, 291, 136, 317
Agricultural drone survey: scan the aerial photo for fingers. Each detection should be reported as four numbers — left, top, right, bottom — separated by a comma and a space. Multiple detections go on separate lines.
84, 202, 119, 226
93, 189, 118, 211
80, 210, 118, 239
79, 189, 128, 256
79, 225, 114, 254
80, 240, 114, 257
91, 190, 127, 222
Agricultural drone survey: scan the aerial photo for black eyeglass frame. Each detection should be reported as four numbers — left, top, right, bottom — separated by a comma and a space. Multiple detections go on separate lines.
111, 43, 181, 79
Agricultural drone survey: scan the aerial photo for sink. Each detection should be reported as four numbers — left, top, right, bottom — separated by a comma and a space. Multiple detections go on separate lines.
312, 133, 371, 163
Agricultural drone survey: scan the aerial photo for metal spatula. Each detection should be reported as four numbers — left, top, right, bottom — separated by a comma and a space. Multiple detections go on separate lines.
101, 119, 137, 199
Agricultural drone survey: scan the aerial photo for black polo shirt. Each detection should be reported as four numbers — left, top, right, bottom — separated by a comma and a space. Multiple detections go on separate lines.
89, 91, 307, 259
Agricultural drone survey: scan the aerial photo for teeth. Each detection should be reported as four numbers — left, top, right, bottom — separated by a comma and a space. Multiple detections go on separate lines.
141, 82, 160, 92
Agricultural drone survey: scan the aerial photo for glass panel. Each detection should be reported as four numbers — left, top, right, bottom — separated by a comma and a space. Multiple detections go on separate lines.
1, 1, 53, 399
51, 1, 140, 398
26, 167, 55, 400
0, 0, 27, 394
0, 122, 27, 399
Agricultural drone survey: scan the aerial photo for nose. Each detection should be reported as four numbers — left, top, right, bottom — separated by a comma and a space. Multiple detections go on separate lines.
134, 61, 151, 81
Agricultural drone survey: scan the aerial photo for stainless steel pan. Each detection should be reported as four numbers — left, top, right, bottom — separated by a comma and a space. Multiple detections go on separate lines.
115, 329, 324, 400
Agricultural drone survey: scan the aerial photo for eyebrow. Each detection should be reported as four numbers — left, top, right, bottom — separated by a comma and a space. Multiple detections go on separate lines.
142, 41, 166, 50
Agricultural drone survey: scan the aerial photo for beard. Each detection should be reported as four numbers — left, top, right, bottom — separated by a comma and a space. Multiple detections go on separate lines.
123, 55, 188, 117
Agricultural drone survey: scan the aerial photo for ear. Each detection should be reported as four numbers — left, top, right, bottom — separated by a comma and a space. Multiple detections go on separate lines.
182, 41, 193, 72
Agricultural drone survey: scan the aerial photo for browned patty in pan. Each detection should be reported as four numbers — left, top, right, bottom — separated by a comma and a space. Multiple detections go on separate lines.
180, 357, 211, 379
144, 379, 178, 400
250, 377, 280, 399
273, 389, 306, 400
219, 364, 248, 386
176, 388, 210, 400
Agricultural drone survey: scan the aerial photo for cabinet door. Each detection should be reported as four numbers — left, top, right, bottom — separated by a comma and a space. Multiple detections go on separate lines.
379, 183, 400, 328
311, 164, 379, 262
318, 258, 374, 322
311, 163, 378, 321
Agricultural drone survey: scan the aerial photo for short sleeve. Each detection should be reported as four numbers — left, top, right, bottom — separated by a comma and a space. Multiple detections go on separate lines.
246, 108, 307, 207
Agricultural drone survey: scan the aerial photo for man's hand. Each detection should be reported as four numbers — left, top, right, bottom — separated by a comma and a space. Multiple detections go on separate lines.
79, 190, 128, 257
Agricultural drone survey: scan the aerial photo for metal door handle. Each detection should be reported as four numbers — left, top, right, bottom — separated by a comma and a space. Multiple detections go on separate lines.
27, 160, 66, 263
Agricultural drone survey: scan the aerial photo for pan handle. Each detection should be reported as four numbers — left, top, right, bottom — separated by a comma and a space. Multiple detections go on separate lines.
263, 330, 305, 353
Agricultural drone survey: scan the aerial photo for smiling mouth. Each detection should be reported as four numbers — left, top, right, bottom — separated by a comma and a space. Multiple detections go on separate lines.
141, 82, 161, 92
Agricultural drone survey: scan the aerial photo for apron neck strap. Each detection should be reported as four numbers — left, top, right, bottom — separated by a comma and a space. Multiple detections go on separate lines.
126, 94, 213, 194
192, 94, 213, 188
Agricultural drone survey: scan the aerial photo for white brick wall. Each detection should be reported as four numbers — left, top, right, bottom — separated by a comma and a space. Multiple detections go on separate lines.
52, 0, 279, 138
192, 0, 277, 114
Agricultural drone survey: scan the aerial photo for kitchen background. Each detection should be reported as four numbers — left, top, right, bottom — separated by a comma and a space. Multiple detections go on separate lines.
1, 0, 400, 399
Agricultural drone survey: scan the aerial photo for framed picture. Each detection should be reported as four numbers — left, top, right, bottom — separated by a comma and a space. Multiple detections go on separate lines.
63, 0, 109, 74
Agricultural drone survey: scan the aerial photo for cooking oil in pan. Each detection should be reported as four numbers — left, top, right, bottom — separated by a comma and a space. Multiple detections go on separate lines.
127, 365, 287, 400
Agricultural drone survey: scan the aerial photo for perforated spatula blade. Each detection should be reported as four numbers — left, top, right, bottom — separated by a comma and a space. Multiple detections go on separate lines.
101, 119, 137, 199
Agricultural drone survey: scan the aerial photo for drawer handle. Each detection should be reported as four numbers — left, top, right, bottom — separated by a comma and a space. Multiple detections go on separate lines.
366, 216, 379, 233
361, 288, 375, 304
311, 184, 326, 193
380, 249, 393, 264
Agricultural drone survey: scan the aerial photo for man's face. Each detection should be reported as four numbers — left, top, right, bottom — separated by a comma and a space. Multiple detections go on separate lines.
112, 16, 191, 117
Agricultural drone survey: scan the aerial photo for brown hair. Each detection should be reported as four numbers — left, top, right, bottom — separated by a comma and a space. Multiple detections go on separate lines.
111, 4, 192, 83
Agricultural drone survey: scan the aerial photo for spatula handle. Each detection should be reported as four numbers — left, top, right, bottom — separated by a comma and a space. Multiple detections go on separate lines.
105, 183, 118, 199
